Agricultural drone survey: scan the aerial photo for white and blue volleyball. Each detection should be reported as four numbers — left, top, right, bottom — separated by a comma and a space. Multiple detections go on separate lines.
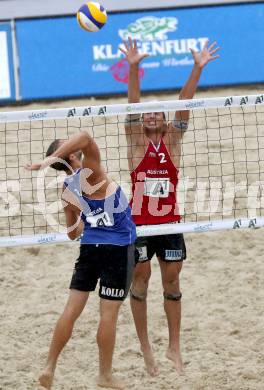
77, 2, 107, 32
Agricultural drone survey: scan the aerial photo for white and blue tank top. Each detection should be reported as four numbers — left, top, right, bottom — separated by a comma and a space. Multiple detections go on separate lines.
64, 169, 136, 245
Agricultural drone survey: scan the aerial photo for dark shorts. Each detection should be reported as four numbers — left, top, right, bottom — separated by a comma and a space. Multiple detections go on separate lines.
70, 244, 136, 300
135, 234, 186, 263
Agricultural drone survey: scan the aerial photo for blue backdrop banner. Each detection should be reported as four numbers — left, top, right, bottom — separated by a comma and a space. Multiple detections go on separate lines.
16, 3, 264, 100
0, 23, 15, 102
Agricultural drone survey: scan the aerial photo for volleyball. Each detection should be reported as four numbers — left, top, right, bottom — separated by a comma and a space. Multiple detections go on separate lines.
77, 2, 107, 32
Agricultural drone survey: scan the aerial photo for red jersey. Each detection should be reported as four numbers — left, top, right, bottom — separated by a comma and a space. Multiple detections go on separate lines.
130, 138, 181, 225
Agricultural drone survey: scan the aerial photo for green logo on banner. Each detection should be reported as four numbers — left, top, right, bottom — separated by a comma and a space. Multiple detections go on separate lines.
119, 16, 178, 41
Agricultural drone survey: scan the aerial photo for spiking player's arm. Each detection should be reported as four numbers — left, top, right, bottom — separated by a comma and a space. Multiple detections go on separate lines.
25, 131, 101, 173
25, 132, 104, 240
119, 38, 149, 133
172, 40, 220, 134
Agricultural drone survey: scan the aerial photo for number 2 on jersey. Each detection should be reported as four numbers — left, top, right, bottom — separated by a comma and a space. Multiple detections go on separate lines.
158, 153, 167, 164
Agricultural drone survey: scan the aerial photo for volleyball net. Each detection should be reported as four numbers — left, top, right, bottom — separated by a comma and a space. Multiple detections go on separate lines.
0, 94, 264, 247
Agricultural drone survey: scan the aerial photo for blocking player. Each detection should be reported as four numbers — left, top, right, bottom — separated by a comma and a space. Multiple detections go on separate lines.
26, 131, 136, 389
120, 38, 220, 376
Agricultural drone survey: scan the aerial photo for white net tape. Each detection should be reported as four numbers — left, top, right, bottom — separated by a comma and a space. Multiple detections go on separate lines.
0, 94, 263, 122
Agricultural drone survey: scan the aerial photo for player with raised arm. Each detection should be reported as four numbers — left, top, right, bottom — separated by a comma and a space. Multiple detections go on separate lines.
26, 131, 136, 390
120, 38, 220, 376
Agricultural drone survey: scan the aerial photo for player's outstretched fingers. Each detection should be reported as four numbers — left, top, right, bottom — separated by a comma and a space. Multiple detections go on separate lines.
208, 41, 217, 51
210, 46, 221, 56
128, 36, 133, 48
119, 45, 127, 55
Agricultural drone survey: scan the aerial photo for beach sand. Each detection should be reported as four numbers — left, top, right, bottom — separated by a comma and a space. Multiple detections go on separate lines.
0, 86, 264, 389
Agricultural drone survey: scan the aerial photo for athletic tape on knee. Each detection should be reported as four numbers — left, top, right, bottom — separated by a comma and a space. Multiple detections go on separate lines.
130, 289, 147, 302
163, 292, 182, 301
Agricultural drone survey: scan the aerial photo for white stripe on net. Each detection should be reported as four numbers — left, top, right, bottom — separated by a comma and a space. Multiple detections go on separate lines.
0, 94, 264, 123
0, 217, 264, 247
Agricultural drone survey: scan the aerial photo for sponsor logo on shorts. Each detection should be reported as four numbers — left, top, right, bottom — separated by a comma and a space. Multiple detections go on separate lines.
165, 249, 182, 260
137, 246, 148, 261
101, 287, 125, 298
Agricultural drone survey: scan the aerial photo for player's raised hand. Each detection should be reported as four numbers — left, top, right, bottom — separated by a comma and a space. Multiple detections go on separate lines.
25, 162, 42, 171
25, 156, 57, 171
190, 40, 220, 69
119, 37, 149, 65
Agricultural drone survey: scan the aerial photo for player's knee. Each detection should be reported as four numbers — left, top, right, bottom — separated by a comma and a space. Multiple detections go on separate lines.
59, 311, 76, 329
130, 265, 151, 301
133, 269, 151, 287
130, 288, 148, 302
163, 278, 180, 298
130, 279, 149, 301
163, 291, 182, 301
100, 307, 120, 324
63, 304, 83, 323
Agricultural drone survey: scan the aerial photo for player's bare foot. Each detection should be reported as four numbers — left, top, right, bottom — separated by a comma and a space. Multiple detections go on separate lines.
141, 346, 159, 377
97, 374, 126, 389
166, 349, 185, 375
39, 368, 54, 389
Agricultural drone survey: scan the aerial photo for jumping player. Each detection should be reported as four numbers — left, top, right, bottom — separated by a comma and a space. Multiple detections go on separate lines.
26, 131, 136, 389
120, 38, 220, 376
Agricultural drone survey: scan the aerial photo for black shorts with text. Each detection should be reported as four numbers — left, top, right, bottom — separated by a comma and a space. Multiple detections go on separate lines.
135, 234, 186, 263
70, 244, 136, 300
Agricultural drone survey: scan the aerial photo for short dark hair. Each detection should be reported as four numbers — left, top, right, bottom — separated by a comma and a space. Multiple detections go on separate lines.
46, 139, 70, 171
